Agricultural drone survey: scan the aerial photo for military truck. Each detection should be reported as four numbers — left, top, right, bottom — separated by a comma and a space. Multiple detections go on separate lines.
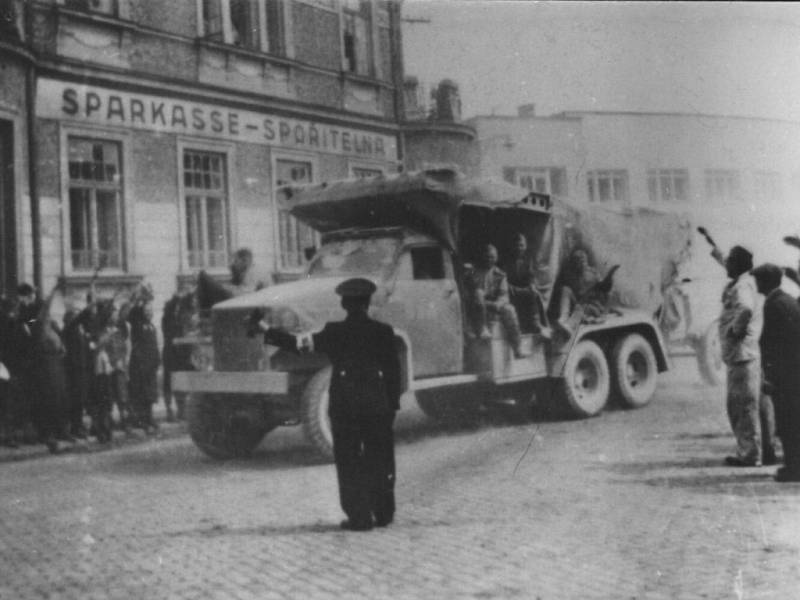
172, 168, 672, 460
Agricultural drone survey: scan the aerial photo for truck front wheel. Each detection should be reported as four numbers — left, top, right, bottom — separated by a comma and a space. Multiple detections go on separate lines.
560, 340, 610, 418
187, 394, 271, 459
302, 367, 334, 460
611, 333, 658, 408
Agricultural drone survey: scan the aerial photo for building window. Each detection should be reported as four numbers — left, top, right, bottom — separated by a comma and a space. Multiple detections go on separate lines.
276, 159, 315, 270
587, 170, 628, 203
647, 169, 689, 203
753, 170, 782, 203
351, 166, 384, 180
342, 0, 371, 75
63, 0, 117, 15
68, 138, 123, 271
183, 150, 230, 269
201, 0, 284, 54
504, 167, 567, 196
704, 169, 740, 204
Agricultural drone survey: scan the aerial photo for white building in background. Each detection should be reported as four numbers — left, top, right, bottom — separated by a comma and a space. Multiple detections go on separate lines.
468, 107, 800, 210
467, 107, 800, 265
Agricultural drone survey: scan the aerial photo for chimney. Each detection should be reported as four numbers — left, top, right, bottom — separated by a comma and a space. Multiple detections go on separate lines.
518, 103, 536, 118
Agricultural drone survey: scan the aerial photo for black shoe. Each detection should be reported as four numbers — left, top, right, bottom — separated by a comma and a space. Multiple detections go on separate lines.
763, 453, 778, 466
725, 455, 761, 467
374, 516, 393, 528
340, 519, 373, 532
774, 467, 800, 482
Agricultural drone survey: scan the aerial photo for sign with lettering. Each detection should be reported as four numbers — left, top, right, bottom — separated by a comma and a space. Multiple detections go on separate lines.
36, 78, 398, 161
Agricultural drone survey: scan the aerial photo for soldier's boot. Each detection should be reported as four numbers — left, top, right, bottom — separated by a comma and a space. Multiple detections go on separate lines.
531, 312, 552, 340
501, 305, 529, 359
175, 394, 186, 421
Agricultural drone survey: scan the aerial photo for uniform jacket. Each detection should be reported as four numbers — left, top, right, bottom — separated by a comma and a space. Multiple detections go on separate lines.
503, 254, 541, 296
128, 306, 161, 374
718, 274, 762, 365
464, 265, 510, 308
265, 313, 401, 416
760, 288, 800, 392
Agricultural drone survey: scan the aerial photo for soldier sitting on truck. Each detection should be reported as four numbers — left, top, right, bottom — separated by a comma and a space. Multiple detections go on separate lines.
554, 248, 619, 336
502, 233, 552, 340
463, 244, 530, 359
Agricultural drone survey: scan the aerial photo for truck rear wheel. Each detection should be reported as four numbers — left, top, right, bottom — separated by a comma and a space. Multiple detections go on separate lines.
560, 339, 610, 418
302, 367, 334, 460
611, 333, 658, 408
187, 394, 270, 459
696, 320, 724, 386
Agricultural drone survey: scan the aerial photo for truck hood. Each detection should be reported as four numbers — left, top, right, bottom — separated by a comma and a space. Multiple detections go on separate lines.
212, 276, 364, 331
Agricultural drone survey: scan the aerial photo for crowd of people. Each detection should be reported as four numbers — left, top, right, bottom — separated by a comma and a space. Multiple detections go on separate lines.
0, 247, 262, 455
0, 279, 172, 454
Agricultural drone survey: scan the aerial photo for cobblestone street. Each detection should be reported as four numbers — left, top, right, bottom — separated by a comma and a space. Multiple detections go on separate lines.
1, 358, 799, 599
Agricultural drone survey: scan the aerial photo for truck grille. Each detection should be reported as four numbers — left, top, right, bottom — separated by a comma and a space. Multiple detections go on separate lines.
212, 307, 267, 372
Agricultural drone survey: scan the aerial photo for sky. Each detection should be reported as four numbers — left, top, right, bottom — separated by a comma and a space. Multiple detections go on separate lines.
402, 1, 800, 121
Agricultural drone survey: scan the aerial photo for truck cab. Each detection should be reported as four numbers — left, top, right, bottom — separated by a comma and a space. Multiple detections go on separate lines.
173, 168, 670, 460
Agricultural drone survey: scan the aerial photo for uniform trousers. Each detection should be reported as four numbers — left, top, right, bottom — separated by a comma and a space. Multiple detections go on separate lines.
726, 360, 762, 462
331, 411, 396, 527
773, 389, 800, 474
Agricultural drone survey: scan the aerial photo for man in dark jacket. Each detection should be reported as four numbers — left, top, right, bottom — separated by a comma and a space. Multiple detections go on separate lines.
502, 233, 551, 339
751, 264, 800, 482
249, 277, 401, 531
128, 299, 161, 433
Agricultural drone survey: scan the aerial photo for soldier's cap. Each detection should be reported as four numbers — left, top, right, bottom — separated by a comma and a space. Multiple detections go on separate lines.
335, 277, 377, 298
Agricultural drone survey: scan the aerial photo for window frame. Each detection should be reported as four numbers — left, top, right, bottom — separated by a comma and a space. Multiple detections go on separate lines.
586, 169, 629, 204
703, 169, 741, 204
177, 138, 237, 275
272, 150, 320, 275
60, 125, 131, 276
340, 0, 375, 77
198, 0, 286, 55
647, 168, 690, 203
347, 159, 387, 180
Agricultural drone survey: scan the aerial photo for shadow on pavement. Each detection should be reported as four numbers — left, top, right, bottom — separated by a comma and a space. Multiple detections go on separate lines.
604, 458, 800, 496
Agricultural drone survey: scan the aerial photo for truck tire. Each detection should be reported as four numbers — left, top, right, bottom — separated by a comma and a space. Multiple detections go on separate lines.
696, 321, 724, 387
560, 339, 610, 418
611, 333, 658, 409
302, 367, 334, 460
187, 394, 270, 460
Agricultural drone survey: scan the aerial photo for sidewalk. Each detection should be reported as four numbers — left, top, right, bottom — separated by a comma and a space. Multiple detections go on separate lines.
0, 401, 187, 463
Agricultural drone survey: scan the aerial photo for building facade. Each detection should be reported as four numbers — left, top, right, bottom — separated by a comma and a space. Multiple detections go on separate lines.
1, 0, 405, 306
468, 108, 800, 212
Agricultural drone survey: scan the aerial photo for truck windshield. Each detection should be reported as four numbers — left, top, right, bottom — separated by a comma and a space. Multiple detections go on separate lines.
307, 237, 399, 279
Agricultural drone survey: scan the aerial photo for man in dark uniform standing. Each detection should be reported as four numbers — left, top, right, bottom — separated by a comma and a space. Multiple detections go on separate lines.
248, 277, 401, 531
751, 264, 800, 482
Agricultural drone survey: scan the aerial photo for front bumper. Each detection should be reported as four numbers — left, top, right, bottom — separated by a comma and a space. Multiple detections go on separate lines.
171, 370, 292, 395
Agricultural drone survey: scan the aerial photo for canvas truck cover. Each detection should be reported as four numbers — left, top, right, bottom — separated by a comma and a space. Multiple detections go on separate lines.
284, 167, 692, 315
284, 168, 551, 252
553, 198, 693, 315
